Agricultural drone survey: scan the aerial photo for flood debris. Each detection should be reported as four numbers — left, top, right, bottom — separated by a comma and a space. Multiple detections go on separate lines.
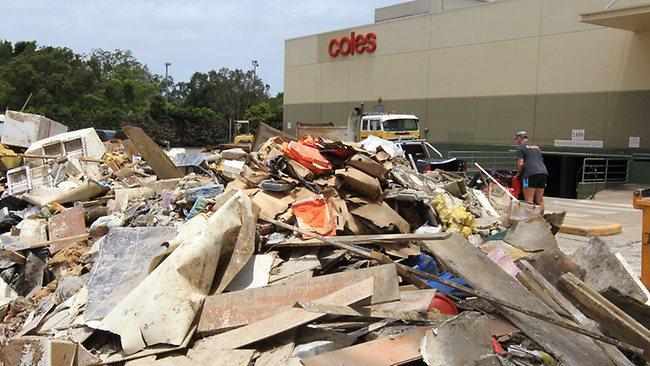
0, 118, 646, 365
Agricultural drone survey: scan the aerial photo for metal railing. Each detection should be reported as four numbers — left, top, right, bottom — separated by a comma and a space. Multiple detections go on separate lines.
581, 157, 631, 183
448, 150, 516, 172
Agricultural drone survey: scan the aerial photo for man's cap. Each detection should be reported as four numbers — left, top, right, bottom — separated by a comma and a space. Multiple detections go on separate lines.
515, 131, 528, 138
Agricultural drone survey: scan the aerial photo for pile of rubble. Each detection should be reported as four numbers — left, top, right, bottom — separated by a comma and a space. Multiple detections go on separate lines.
0, 113, 648, 366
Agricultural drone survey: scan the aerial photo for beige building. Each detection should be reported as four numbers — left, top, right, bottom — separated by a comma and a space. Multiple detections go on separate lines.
283, 0, 650, 153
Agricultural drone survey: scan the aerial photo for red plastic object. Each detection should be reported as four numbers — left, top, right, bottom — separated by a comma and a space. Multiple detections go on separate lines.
427, 293, 459, 315
491, 336, 507, 356
510, 175, 522, 199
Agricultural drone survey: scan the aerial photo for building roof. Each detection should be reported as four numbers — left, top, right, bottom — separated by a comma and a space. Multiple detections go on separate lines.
580, 3, 650, 32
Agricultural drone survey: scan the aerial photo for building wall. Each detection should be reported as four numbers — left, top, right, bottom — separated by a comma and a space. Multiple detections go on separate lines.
284, 0, 650, 150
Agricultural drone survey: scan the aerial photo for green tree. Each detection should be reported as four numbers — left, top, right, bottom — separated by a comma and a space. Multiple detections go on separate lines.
0, 39, 280, 148
176, 68, 268, 121
244, 92, 283, 131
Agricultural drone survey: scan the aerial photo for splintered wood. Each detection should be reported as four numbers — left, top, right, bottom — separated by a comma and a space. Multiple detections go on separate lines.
197, 264, 400, 335
422, 234, 620, 366
194, 278, 375, 350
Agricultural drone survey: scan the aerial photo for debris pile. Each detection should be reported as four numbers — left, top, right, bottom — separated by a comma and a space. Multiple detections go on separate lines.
0, 114, 648, 366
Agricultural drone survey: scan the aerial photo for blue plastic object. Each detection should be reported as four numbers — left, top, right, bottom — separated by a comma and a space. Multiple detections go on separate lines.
415, 254, 469, 296
185, 196, 209, 221
185, 184, 223, 203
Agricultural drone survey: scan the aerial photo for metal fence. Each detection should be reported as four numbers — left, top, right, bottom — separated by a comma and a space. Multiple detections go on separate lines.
448, 150, 516, 172
581, 157, 631, 183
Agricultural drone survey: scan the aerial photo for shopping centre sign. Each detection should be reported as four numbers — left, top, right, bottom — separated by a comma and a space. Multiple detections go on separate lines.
328, 32, 377, 58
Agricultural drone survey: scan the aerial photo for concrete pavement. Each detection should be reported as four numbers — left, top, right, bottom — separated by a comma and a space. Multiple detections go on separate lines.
545, 184, 645, 276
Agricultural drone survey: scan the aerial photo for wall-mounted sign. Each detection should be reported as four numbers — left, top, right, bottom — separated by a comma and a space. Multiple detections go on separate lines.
328, 32, 377, 58
554, 139, 603, 148
571, 129, 585, 141
629, 136, 640, 148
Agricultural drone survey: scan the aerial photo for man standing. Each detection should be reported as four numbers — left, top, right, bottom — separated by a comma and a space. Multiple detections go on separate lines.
515, 131, 548, 213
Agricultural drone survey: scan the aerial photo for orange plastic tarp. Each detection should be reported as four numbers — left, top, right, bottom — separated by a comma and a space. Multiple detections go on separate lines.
292, 196, 337, 239
282, 137, 332, 175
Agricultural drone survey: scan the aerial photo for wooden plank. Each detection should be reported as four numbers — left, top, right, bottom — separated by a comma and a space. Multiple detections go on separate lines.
254, 331, 296, 366
570, 237, 649, 303
252, 122, 295, 152
368, 289, 436, 313
296, 301, 445, 322
557, 273, 650, 362
4, 233, 90, 251
47, 204, 86, 253
197, 264, 400, 335
600, 286, 650, 329
194, 278, 374, 350
123, 126, 182, 179
270, 233, 449, 248
421, 234, 618, 366
301, 326, 431, 366
518, 261, 634, 366
531, 247, 585, 285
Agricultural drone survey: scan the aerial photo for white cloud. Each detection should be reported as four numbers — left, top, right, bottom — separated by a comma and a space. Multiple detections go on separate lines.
2, 0, 397, 94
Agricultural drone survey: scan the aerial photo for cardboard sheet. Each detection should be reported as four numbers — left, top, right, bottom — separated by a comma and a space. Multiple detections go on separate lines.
348, 198, 410, 234
347, 154, 388, 179
336, 167, 382, 201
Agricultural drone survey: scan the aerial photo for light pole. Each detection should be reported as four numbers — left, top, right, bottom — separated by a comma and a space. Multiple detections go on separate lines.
252, 60, 259, 77
165, 62, 171, 80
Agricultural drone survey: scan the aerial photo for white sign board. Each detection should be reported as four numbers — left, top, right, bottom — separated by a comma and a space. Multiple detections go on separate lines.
571, 129, 585, 141
629, 136, 640, 148
554, 139, 604, 148
287, 122, 292, 129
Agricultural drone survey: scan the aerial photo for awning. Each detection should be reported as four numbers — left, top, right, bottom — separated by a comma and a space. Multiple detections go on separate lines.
580, 3, 650, 31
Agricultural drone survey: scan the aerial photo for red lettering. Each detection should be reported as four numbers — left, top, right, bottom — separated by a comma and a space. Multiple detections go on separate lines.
328, 31, 377, 58
328, 38, 339, 57
354, 33, 366, 54
365, 32, 377, 53
339, 36, 351, 56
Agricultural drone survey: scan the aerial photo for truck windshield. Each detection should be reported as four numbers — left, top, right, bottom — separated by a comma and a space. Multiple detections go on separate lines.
382, 119, 418, 132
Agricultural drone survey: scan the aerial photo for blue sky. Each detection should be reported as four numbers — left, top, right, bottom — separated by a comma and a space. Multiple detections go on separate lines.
3, 0, 398, 94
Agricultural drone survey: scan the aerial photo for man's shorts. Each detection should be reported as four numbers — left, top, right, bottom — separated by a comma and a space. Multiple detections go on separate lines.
523, 174, 547, 189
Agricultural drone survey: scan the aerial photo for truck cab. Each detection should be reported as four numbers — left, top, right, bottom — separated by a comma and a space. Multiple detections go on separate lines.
359, 113, 420, 141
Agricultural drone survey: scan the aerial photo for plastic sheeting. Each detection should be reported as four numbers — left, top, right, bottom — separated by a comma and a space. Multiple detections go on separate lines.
99, 190, 255, 354
360, 136, 405, 158
84, 227, 178, 322
282, 138, 332, 175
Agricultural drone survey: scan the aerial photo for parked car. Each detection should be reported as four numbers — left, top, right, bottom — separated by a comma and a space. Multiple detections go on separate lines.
397, 140, 466, 173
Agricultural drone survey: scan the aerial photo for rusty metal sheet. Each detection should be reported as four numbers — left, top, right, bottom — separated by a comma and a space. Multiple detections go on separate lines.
197, 264, 400, 335
301, 326, 431, 366
194, 278, 374, 350
48, 204, 86, 253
